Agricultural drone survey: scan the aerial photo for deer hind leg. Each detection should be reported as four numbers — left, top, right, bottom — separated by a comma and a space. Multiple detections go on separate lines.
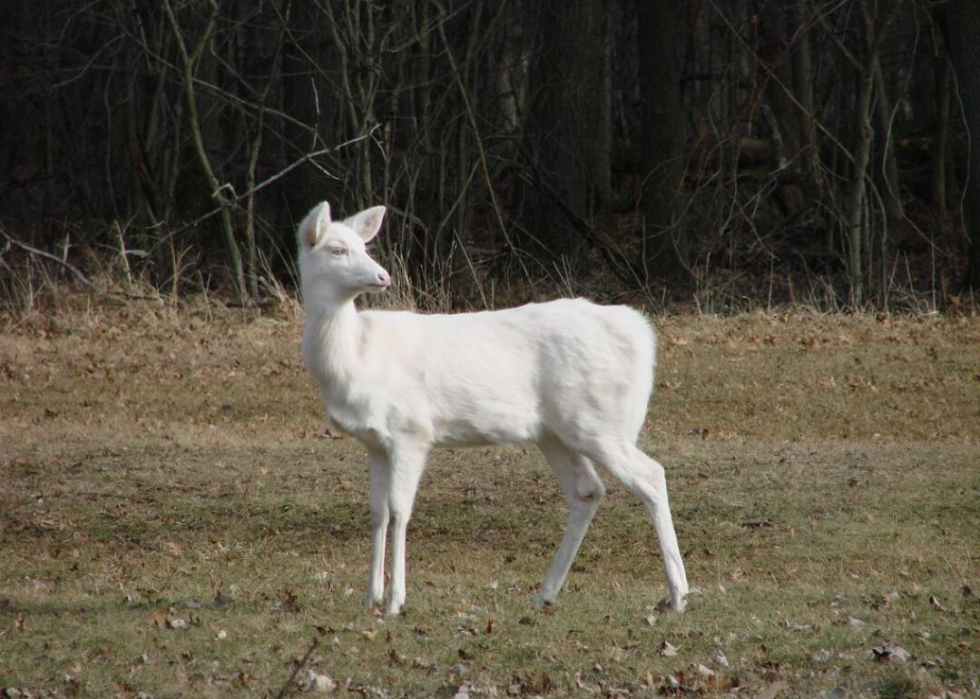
533, 435, 606, 607
585, 439, 689, 612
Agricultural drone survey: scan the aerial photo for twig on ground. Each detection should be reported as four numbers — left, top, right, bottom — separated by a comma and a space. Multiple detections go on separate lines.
272, 637, 319, 699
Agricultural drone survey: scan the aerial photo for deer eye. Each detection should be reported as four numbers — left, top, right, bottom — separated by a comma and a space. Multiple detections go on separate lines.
328, 245, 348, 257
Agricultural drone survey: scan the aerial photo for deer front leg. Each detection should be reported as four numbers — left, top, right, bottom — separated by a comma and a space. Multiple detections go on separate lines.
385, 441, 430, 615
365, 449, 390, 609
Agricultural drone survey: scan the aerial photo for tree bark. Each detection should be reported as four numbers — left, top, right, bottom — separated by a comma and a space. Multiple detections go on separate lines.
931, 56, 950, 219
757, 2, 802, 166
164, 0, 247, 303
845, 59, 876, 307
941, 0, 980, 290
791, 4, 821, 205
526, 0, 611, 263
841, 0, 902, 306
873, 57, 904, 224
638, 1, 689, 279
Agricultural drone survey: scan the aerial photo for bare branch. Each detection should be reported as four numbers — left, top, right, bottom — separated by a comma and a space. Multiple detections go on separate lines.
0, 225, 92, 286
150, 130, 379, 254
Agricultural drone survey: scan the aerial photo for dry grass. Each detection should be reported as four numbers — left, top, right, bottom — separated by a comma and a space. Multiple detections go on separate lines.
1, 296, 978, 699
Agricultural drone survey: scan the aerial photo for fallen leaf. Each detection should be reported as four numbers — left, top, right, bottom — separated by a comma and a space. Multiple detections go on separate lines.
755, 680, 788, 699
276, 588, 300, 613
303, 669, 336, 693
712, 649, 730, 667
811, 649, 831, 662
691, 662, 714, 678
574, 672, 601, 694
782, 619, 815, 632
875, 591, 900, 609
657, 641, 677, 657
871, 644, 911, 663
412, 657, 434, 670
63, 673, 80, 695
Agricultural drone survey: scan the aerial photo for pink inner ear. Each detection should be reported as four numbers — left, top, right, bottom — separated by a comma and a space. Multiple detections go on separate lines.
305, 220, 320, 248
308, 202, 332, 247
356, 206, 386, 242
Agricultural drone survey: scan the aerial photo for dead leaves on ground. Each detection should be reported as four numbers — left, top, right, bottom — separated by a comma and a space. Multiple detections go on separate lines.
5, 575, 975, 699
871, 644, 912, 663
150, 609, 195, 631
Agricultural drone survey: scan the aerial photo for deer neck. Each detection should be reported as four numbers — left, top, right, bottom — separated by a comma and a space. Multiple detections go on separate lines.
303, 297, 363, 387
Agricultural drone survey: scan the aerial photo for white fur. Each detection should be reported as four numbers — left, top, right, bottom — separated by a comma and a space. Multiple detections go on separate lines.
298, 201, 689, 615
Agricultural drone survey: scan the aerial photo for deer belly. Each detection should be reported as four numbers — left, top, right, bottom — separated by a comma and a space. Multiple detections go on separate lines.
432, 407, 540, 447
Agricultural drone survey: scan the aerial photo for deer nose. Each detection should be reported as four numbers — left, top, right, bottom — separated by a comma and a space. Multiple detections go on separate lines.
377, 269, 391, 287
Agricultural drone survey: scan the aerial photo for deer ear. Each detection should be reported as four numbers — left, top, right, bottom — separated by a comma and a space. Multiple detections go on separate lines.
349, 206, 386, 243
299, 201, 331, 249
307, 201, 332, 247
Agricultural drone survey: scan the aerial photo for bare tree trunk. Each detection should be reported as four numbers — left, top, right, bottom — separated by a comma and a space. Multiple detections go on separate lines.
753, 0, 825, 222
164, 0, 247, 304
842, 0, 901, 306
932, 56, 950, 219
792, 4, 822, 210
873, 57, 904, 224
639, 1, 689, 279
757, 2, 803, 166
526, 0, 611, 263
941, 0, 980, 290
845, 60, 876, 306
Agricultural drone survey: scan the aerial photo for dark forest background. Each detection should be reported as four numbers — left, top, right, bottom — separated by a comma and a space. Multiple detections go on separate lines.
2, 0, 980, 311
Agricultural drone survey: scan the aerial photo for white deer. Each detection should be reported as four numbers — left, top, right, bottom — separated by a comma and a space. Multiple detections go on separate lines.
298, 201, 689, 615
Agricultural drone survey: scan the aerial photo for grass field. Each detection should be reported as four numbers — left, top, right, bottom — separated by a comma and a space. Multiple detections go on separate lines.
1, 299, 978, 698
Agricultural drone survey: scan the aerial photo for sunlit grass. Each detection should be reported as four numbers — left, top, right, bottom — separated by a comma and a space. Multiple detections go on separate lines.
1, 304, 978, 697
